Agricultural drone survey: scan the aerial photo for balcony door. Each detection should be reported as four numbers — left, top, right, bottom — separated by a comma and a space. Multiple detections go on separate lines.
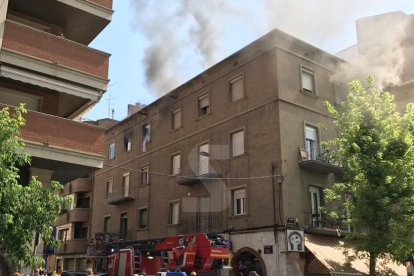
309, 186, 321, 227
197, 196, 210, 232
198, 143, 209, 175
305, 125, 319, 160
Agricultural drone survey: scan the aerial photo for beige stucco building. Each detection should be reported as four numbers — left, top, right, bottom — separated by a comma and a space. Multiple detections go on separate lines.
88, 28, 351, 276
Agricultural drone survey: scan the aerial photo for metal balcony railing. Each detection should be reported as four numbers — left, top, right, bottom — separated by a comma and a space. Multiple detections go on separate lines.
299, 143, 342, 174
304, 210, 350, 232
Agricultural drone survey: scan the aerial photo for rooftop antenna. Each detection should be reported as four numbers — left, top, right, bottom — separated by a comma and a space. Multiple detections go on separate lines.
111, 109, 115, 119
106, 92, 117, 118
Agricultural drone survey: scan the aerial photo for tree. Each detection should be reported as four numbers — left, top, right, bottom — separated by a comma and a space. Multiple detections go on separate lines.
0, 105, 71, 268
324, 77, 414, 276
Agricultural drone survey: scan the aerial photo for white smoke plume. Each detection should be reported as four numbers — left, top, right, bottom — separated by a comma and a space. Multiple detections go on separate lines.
333, 12, 412, 89
130, 0, 412, 95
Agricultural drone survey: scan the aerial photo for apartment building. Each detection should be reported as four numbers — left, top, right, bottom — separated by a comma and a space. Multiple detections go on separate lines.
0, 0, 113, 272
88, 28, 353, 276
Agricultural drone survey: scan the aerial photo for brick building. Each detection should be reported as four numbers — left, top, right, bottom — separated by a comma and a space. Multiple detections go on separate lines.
0, 0, 112, 272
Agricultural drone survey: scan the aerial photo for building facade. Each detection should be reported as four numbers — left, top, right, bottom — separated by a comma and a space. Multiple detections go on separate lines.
89, 29, 350, 276
0, 0, 113, 272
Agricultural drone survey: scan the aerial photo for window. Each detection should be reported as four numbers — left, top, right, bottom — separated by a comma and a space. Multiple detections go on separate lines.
198, 143, 209, 175
305, 125, 319, 160
58, 228, 69, 241
172, 109, 182, 129
198, 94, 210, 117
141, 166, 149, 185
230, 76, 244, 102
301, 67, 315, 93
169, 202, 180, 225
108, 143, 115, 160
142, 124, 151, 152
122, 173, 130, 197
125, 137, 132, 152
138, 208, 148, 229
171, 153, 181, 175
120, 213, 128, 236
104, 216, 111, 233
231, 130, 245, 157
233, 188, 246, 215
106, 178, 113, 196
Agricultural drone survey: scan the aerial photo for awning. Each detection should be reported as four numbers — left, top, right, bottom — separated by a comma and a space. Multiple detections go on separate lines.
305, 234, 407, 276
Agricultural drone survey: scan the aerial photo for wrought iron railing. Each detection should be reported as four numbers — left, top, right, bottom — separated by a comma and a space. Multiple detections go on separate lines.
303, 142, 342, 167
304, 210, 350, 232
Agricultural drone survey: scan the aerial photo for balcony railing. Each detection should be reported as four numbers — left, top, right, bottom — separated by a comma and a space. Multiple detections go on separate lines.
3, 20, 110, 79
107, 189, 134, 205
177, 214, 223, 234
304, 210, 350, 232
57, 239, 88, 255
298, 143, 342, 174
58, 208, 90, 225
176, 167, 221, 186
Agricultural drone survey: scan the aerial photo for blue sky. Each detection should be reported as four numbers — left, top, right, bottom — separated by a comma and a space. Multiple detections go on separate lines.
86, 0, 414, 121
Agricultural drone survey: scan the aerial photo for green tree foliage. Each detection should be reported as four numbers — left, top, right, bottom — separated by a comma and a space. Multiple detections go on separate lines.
0, 105, 71, 268
324, 77, 414, 276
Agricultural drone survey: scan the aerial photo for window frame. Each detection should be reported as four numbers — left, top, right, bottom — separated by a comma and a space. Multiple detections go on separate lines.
229, 74, 245, 102
300, 66, 316, 94
106, 177, 113, 196
232, 187, 247, 216
103, 216, 111, 233
198, 143, 210, 175
169, 201, 180, 225
122, 172, 130, 197
119, 213, 128, 236
108, 142, 115, 160
171, 153, 181, 175
304, 124, 320, 160
125, 137, 132, 152
138, 207, 148, 229
172, 108, 182, 130
230, 129, 245, 157
141, 165, 150, 185
142, 124, 151, 152
198, 93, 210, 117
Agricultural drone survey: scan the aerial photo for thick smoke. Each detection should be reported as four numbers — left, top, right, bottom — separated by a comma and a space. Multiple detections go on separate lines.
334, 12, 411, 89
130, 0, 412, 96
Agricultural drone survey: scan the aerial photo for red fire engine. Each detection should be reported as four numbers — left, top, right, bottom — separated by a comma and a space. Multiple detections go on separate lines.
101, 233, 230, 276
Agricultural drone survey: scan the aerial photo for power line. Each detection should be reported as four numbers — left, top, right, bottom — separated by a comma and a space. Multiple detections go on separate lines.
104, 163, 282, 181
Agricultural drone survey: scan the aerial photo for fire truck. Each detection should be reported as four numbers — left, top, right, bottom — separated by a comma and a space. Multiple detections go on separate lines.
99, 233, 230, 276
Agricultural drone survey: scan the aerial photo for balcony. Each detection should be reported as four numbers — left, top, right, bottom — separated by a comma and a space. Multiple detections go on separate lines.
177, 214, 223, 234
58, 208, 90, 225
1, 20, 109, 101
64, 178, 92, 195
107, 189, 134, 205
16, 108, 104, 183
57, 239, 88, 255
304, 210, 350, 233
7, 0, 113, 44
176, 167, 222, 186
298, 144, 343, 175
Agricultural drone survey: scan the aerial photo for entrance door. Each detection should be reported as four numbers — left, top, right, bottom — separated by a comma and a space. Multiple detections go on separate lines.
197, 196, 210, 232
